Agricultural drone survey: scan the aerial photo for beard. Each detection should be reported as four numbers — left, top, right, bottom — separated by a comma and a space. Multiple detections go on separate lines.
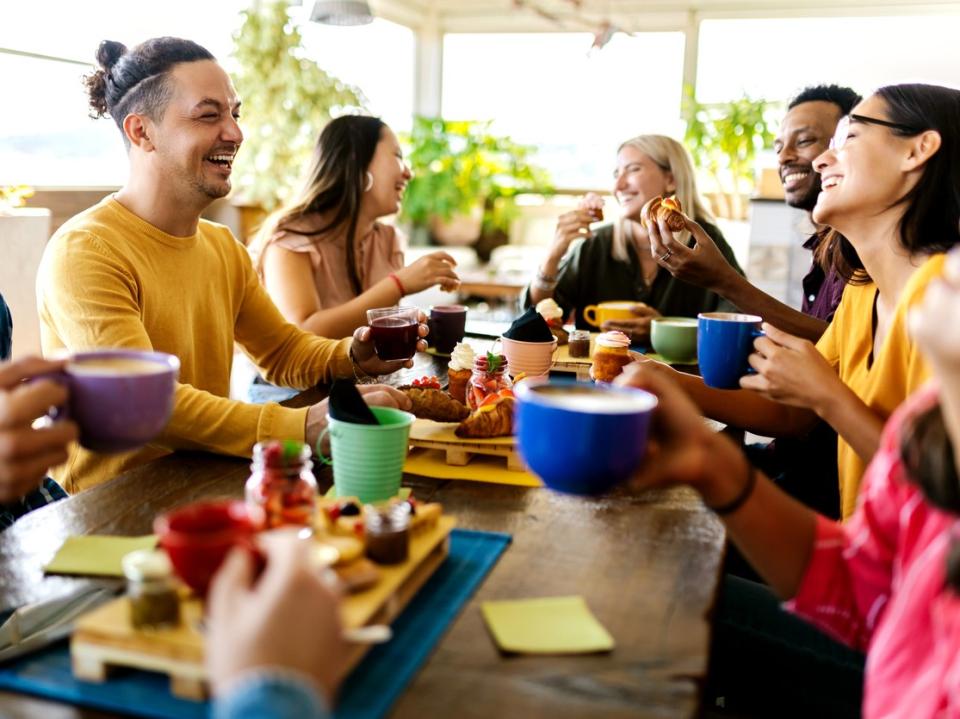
787, 173, 822, 212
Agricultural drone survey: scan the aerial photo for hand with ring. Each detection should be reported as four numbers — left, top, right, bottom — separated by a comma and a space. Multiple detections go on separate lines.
647, 215, 739, 292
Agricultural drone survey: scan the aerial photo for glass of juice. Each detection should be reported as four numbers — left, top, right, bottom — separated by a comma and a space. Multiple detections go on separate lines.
366, 306, 420, 361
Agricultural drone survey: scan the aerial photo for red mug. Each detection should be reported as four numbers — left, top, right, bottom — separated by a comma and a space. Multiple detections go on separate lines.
154, 500, 264, 596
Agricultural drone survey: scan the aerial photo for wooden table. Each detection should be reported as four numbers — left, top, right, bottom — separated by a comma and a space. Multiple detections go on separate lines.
0, 354, 726, 719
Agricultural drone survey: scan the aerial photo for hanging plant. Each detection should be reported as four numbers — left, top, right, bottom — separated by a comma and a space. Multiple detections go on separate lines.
230, 0, 366, 210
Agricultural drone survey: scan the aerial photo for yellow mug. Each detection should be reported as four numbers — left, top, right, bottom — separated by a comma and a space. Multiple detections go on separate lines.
583, 301, 637, 328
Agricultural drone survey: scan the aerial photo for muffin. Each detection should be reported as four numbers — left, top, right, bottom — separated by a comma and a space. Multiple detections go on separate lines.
535, 298, 569, 345
591, 331, 633, 383
447, 342, 475, 405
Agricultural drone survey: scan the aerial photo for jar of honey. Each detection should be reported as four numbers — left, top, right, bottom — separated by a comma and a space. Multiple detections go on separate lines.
591, 331, 633, 383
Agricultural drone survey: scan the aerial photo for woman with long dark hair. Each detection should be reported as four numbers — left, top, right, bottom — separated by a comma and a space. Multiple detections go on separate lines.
617, 245, 960, 717
253, 116, 460, 339
637, 83, 960, 519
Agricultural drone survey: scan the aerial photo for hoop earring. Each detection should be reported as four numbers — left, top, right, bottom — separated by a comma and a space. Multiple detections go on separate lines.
364, 171, 374, 192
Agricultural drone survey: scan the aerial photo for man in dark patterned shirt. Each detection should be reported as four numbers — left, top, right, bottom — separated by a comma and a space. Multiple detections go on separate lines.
0, 292, 75, 530
655, 85, 861, 518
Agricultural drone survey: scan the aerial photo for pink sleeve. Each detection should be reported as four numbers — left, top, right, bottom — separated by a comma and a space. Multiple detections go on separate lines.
786, 394, 929, 651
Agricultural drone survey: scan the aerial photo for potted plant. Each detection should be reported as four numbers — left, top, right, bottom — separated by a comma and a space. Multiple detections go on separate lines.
399, 117, 552, 247
229, 0, 365, 238
682, 88, 779, 220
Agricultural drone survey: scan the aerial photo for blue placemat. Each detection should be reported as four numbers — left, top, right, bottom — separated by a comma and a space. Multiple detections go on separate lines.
0, 528, 510, 719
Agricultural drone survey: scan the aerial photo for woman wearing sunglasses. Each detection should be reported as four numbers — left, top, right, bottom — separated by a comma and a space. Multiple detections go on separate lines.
639, 83, 960, 520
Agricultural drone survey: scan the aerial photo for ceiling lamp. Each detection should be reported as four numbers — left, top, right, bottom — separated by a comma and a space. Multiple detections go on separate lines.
309, 0, 374, 25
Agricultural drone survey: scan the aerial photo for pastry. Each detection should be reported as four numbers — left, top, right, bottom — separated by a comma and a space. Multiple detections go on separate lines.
640, 196, 687, 232
401, 387, 470, 422
456, 394, 515, 439
535, 298, 569, 345
447, 342, 475, 404
591, 331, 634, 383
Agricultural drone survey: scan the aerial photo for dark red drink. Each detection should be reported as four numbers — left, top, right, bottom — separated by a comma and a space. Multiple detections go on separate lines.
370, 317, 418, 360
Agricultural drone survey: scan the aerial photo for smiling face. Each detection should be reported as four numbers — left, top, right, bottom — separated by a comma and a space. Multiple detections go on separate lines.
774, 100, 843, 211
361, 126, 412, 218
145, 60, 243, 203
612, 145, 674, 221
811, 94, 924, 231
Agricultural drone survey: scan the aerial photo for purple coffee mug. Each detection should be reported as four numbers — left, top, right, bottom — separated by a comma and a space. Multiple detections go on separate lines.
56, 350, 180, 453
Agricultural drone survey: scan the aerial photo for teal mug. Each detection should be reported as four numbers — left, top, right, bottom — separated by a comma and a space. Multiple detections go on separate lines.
318, 406, 415, 503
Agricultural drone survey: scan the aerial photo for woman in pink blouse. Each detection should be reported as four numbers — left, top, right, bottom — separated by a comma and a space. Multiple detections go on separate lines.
618, 244, 960, 716
253, 116, 460, 339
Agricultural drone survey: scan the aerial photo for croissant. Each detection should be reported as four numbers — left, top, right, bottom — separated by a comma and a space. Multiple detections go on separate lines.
455, 397, 515, 438
401, 387, 470, 422
640, 196, 687, 232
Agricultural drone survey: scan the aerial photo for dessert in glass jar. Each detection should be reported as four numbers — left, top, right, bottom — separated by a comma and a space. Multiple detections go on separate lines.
447, 342, 475, 405
568, 330, 591, 358
591, 331, 634, 383
245, 440, 318, 530
466, 352, 513, 411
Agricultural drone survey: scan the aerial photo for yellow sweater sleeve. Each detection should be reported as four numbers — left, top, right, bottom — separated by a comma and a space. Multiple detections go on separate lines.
230, 238, 355, 388
39, 230, 311, 457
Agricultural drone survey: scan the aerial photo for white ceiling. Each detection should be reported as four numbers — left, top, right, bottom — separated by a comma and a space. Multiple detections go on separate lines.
372, 0, 960, 32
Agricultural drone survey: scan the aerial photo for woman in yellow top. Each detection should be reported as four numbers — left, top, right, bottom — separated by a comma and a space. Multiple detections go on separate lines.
252, 116, 461, 339
640, 83, 960, 518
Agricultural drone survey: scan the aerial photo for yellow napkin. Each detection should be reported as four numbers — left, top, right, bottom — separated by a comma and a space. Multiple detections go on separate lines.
44, 535, 158, 577
481, 596, 615, 654
404, 448, 541, 487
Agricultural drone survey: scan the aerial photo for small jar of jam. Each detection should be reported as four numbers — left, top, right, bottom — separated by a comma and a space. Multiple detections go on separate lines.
123, 549, 181, 629
364, 503, 411, 565
466, 354, 512, 410
568, 330, 591, 358
245, 440, 318, 530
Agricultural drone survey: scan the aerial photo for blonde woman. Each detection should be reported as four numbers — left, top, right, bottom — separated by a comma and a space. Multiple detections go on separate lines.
253, 116, 460, 340
527, 134, 743, 342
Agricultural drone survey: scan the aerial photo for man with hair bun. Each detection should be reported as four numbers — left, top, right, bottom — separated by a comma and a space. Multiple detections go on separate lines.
37, 37, 421, 495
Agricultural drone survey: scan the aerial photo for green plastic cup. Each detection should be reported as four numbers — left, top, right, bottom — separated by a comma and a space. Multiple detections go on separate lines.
318, 406, 415, 503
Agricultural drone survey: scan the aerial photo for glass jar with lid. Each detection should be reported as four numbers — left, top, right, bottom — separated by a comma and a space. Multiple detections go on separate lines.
123, 549, 181, 629
466, 353, 513, 410
363, 502, 412, 565
245, 440, 318, 530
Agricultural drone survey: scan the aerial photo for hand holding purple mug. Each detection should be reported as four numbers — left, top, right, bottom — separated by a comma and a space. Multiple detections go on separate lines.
43, 350, 180, 453
0, 356, 78, 502
349, 310, 429, 376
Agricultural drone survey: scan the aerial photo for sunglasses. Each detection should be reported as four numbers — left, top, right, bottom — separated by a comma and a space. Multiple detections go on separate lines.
829, 113, 924, 151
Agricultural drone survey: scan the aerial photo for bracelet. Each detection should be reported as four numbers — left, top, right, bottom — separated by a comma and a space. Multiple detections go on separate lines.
705, 462, 758, 516
348, 344, 378, 385
388, 273, 406, 297
536, 268, 558, 284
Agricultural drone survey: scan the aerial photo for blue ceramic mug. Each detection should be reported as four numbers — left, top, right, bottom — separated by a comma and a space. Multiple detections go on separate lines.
697, 312, 764, 389
515, 379, 658, 495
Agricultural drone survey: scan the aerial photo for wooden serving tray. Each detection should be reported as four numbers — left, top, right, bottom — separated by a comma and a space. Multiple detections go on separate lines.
71, 515, 456, 700
408, 419, 521, 471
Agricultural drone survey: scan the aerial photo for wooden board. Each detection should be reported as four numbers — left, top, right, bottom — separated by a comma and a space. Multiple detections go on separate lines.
408, 418, 522, 471
70, 516, 456, 700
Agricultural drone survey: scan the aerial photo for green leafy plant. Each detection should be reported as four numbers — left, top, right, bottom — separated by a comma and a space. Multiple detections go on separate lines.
683, 87, 779, 217
230, 0, 365, 210
399, 117, 552, 239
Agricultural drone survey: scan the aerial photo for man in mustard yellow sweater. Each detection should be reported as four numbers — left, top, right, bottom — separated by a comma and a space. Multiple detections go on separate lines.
37, 37, 416, 493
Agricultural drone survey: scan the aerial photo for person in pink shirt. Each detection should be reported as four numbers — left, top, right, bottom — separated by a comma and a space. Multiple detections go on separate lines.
252, 116, 460, 340
618, 242, 960, 717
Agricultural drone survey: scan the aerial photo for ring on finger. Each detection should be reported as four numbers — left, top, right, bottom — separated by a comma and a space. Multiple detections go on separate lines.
658, 250, 673, 262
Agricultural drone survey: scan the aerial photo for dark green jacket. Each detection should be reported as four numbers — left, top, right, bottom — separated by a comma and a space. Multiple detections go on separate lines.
527, 221, 743, 329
